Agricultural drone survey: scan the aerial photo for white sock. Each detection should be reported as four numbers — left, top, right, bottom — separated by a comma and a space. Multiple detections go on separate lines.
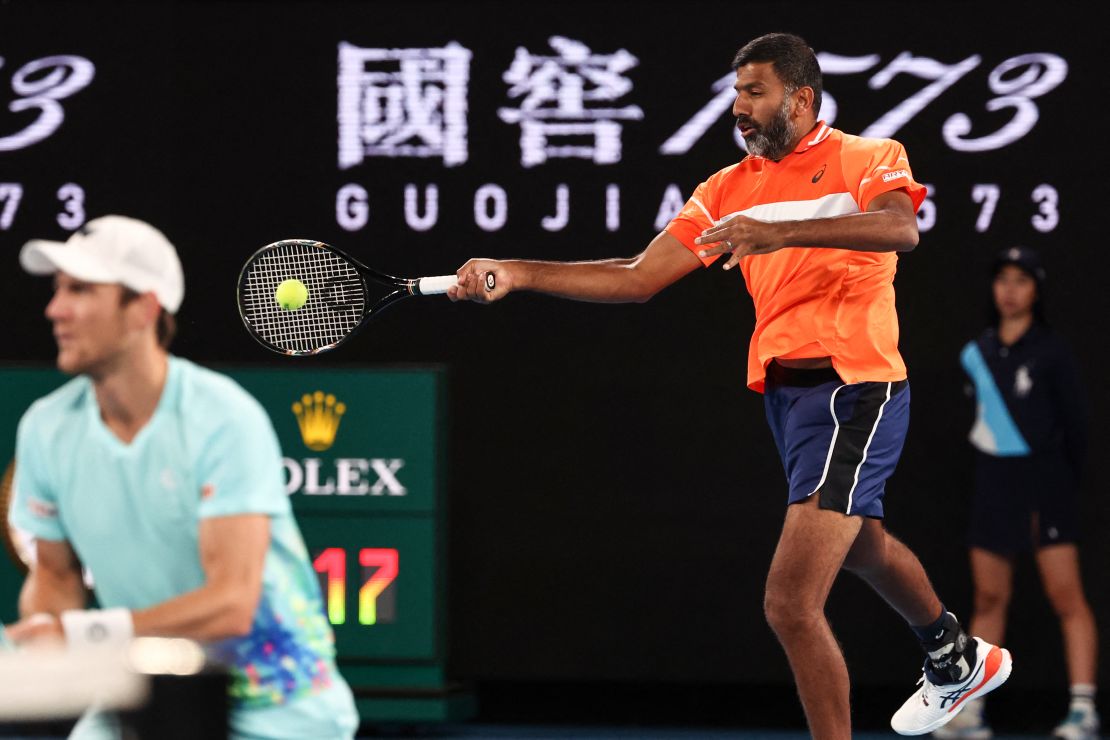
1070, 684, 1097, 712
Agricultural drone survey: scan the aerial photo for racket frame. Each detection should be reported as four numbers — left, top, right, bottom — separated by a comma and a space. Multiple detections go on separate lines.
237, 239, 416, 356
237, 239, 489, 356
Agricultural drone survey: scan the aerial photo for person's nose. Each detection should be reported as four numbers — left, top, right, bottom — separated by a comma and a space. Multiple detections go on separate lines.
45, 290, 68, 322
732, 94, 748, 119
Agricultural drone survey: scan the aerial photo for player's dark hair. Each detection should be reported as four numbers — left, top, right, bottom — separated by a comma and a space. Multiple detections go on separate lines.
732, 33, 823, 115
120, 288, 177, 349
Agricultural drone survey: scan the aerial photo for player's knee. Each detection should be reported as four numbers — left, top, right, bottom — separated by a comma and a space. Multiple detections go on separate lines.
842, 522, 893, 575
841, 544, 883, 575
1044, 585, 1089, 619
764, 589, 821, 637
973, 585, 1011, 615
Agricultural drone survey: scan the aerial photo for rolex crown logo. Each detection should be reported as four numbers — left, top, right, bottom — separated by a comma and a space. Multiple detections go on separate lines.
292, 391, 346, 452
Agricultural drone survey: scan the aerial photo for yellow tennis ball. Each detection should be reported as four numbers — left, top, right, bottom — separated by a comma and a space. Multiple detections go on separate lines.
275, 279, 308, 310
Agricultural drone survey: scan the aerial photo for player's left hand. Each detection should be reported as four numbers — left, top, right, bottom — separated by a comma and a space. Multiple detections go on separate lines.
694, 215, 784, 270
4, 613, 65, 647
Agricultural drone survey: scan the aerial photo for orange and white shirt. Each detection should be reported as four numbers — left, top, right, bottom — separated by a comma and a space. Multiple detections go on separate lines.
666, 122, 927, 392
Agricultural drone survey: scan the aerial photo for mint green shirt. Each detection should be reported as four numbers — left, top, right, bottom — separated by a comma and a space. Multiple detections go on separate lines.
11, 356, 356, 733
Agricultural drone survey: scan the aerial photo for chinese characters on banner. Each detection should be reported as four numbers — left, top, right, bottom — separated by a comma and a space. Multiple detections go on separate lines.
0, 38, 1070, 237
497, 36, 643, 167
338, 37, 645, 170
337, 38, 1067, 171
338, 42, 472, 168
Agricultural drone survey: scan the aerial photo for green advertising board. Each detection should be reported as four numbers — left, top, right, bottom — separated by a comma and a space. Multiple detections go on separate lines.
0, 365, 472, 723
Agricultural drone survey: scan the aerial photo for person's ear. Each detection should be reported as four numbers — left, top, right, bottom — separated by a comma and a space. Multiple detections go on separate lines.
125, 292, 161, 333
794, 86, 815, 116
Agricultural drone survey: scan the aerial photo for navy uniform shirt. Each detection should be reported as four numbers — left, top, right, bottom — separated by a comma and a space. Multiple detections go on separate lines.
960, 324, 1088, 480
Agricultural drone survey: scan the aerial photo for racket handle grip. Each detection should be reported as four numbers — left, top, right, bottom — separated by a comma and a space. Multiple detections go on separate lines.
416, 275, 459, 294
416, 273, 496, 295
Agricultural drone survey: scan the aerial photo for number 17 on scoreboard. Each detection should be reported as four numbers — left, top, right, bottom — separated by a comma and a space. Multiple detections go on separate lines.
312, 547, 399, 626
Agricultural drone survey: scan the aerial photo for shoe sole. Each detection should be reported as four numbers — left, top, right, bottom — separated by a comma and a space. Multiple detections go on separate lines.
916, 646, 1013, 735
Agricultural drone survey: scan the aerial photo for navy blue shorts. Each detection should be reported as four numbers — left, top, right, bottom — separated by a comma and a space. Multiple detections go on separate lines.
763, 362, 910, 518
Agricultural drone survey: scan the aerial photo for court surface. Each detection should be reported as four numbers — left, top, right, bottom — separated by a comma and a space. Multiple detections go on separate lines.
355, 728, 1050, 739
0, 721, 1065, 739
0, 667, 1077, 739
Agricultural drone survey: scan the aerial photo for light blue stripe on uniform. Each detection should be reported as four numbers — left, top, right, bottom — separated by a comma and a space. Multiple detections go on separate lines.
960, 341, 1030, 456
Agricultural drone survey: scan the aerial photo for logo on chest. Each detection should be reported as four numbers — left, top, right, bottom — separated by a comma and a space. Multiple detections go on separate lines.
1014, 365, 1034, 398
812, 164, 827, 184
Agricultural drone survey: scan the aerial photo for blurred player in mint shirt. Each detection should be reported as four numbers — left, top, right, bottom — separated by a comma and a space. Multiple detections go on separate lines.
4, 215, 358, 740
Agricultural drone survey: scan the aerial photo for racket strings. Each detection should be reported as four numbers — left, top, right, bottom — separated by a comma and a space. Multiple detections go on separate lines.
240, 242, 367, 354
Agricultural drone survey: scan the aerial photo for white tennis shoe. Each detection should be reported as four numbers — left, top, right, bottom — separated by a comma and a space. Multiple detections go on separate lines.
1052, 705, 1100, 740
891, 638, 1012, 736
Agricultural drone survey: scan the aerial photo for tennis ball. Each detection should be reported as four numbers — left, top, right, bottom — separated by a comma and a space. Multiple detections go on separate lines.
275, 279, 308, 311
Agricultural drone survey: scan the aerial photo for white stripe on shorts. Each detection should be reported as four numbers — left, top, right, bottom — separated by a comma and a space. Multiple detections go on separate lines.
809, 383, 847, 498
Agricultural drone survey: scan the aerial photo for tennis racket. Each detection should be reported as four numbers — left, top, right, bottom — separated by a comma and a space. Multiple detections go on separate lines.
236, 239, 493, 356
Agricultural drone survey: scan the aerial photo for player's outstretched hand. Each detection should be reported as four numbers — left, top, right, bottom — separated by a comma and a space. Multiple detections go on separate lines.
450, 259, 513, 304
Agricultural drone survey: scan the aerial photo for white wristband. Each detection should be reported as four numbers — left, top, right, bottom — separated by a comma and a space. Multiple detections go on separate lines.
60, 608, 134, 649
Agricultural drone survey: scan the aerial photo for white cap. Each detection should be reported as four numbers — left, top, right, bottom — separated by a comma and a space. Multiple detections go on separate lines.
20, 215, 184, 313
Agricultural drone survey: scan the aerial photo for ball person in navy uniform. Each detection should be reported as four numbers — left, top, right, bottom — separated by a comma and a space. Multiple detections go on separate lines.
935, 247, 1098, 740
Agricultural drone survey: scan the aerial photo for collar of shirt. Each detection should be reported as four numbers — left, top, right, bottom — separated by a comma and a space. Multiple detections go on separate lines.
791, 120, 834, 154
985, 323, 1042, 357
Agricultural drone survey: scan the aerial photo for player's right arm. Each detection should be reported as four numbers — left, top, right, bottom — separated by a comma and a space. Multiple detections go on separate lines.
18, 539, 86, 617
8, 404, 88, 627
449, 230, 703, 305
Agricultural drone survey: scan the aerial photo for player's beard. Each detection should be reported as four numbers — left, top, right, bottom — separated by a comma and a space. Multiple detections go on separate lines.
741, 96, 796, 161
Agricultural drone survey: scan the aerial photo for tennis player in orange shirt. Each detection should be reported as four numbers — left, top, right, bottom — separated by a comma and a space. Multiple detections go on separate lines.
451, 33, 1011, 739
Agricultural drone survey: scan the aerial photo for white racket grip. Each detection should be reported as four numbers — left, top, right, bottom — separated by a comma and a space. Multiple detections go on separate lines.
417, 273, 496, 295
61, 608, 134, 649
416, 275, 459, 295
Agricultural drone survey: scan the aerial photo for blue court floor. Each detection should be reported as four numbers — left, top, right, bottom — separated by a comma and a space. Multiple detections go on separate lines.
0, 723, 1067, 739
355, 727, 1056, 739
0, 732, 1058, 740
